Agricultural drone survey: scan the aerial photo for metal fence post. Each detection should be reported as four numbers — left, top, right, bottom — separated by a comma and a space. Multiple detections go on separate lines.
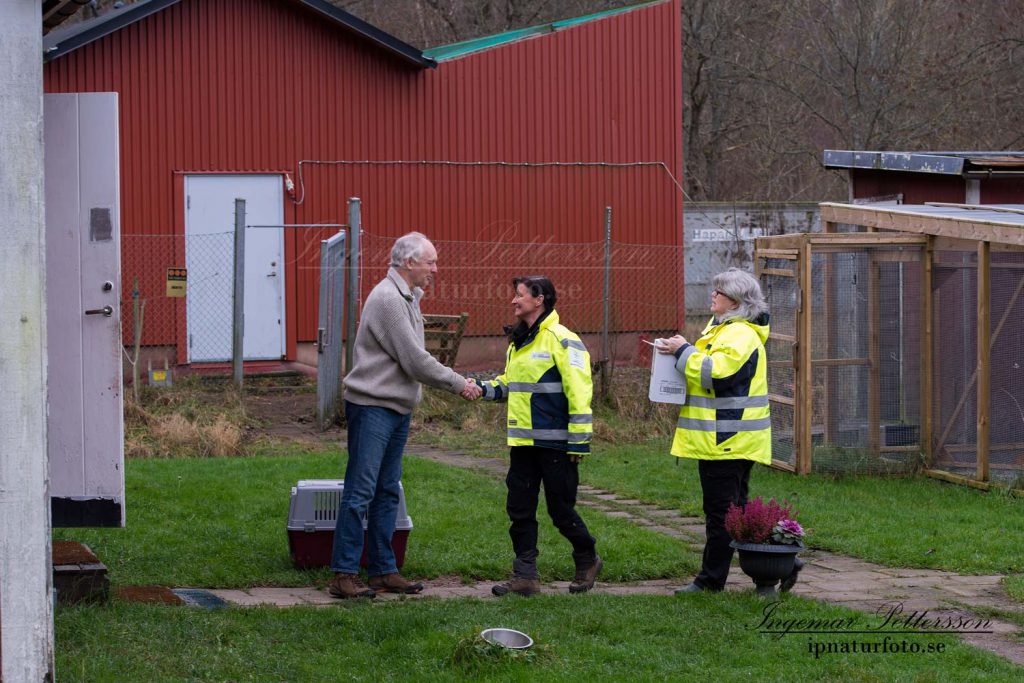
345, 197, 361, 375
600, 206, 612, 397
232, 198, 246, 389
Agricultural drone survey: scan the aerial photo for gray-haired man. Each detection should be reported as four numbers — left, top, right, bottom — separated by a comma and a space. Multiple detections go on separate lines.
329, 232, 481, 599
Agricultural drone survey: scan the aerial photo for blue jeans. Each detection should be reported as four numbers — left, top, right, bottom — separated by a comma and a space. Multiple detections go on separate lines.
330, 401, 411, 576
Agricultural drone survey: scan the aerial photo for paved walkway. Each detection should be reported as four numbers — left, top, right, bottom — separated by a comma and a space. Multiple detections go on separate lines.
206, 445, 1023, 666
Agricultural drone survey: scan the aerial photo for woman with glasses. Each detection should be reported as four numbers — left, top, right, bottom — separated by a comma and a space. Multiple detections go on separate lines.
473, 276, 601, 597
656, 268, 784, 593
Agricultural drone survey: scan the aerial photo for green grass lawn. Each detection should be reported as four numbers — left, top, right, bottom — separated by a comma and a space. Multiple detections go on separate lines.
56, 594, 1020, 682
54, 446, 694, 588
53, 443, 1023, 679
572, 442, 1024, 576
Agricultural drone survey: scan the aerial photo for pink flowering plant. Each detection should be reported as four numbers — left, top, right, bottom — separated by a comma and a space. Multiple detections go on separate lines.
724, 496, 804, 546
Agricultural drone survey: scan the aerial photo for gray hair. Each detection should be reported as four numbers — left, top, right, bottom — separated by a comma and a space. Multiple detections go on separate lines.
712, 268, 768, 322
390, 232, 431, 268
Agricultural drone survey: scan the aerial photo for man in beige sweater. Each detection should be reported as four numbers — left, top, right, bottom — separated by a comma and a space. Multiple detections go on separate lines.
329, 232, 481, 599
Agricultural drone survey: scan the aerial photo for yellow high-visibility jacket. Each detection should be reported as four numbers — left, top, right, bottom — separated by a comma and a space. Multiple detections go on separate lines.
670, 313, 771, 463
476, 310, 593, 454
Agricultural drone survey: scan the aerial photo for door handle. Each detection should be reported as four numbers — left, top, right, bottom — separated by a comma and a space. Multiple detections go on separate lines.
85, 305, 113, 317
267, 272, 278, 277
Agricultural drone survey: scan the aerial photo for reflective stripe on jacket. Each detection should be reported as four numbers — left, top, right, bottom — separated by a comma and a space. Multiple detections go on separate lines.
670, 313, 771, 463
477, 310, 593, 454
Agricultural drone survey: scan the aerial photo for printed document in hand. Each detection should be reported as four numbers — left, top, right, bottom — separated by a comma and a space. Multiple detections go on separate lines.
648, 339, 687, 405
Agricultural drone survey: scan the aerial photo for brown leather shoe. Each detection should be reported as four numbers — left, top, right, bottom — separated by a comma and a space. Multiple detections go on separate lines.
328, 573, 376, 599
368, 572, 424, 594
569, 556, 603, 594
491, 577, 541, 597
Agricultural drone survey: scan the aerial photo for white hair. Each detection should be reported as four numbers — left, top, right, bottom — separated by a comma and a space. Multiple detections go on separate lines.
390, 232, 431, 268
712, 268, 768, 322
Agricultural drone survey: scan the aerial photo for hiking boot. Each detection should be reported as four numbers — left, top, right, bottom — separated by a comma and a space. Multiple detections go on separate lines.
328, 573, 376, 599
368, 572, 424, 595
779, 558, 804, 593
569, 556, 603, 594
491, 577, 541, 597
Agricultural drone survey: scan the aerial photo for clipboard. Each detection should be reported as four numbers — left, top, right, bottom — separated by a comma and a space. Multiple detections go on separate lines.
646, 339, 687, 405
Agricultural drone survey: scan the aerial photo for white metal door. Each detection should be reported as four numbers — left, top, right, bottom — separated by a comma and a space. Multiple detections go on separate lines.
185, 175, 285, 361
45, 92, 125, 527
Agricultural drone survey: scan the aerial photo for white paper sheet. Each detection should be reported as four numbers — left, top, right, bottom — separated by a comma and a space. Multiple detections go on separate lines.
648, 339, 687, 405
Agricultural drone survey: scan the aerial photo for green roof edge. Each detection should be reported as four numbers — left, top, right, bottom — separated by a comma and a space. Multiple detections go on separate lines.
423, 0, 666, 62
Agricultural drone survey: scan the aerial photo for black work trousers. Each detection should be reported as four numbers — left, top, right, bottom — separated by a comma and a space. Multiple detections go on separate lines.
694, 458, 754, 591
505, 446, 597, 579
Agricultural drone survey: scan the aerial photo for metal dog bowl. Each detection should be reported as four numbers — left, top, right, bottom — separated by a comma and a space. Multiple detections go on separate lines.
480, 627, 534, 649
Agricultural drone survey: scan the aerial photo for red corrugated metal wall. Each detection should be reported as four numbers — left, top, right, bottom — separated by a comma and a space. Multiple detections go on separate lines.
44, 0, 683, 358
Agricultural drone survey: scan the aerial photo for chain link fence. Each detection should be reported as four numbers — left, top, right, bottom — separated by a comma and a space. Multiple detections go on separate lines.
358, 231, 682, 376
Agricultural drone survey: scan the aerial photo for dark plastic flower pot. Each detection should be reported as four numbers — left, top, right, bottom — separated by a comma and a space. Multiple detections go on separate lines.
730, 541, 804, 598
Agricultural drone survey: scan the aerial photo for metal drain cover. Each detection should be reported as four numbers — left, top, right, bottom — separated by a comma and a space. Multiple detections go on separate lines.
172, 589, 229, 609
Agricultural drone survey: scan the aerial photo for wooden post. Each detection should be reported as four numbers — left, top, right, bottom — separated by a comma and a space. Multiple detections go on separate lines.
976, 240, 990, 482
823, 246, 835, 444
921, 237, 934, 466
232, 198, 246, 389
798, 237, 814, 474
0, 2, 56, 678
868, 256, 881, 455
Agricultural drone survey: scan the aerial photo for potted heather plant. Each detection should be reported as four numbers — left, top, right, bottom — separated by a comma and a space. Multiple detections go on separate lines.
724, 497, 805, 598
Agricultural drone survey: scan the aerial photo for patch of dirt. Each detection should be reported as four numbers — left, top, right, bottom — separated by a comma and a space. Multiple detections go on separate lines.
243, 390, 343, 445
115, 585, 184, 605
53, 540, 99, 565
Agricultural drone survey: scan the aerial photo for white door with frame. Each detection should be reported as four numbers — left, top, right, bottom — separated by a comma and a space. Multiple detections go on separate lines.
184, 175, 285, 361
45, 92, 125, 526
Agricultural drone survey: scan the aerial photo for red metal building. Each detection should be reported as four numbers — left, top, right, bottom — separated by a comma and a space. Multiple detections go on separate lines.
43, 0, 683, 365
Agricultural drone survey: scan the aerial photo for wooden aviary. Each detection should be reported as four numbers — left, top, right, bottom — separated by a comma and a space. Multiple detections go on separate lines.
754, 202, 1024, 491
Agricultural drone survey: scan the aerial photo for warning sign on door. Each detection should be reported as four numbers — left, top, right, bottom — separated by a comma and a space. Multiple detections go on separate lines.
166, 268, 187, 297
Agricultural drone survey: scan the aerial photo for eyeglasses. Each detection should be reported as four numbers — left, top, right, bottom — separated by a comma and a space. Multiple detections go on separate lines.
711, 289, 735, 300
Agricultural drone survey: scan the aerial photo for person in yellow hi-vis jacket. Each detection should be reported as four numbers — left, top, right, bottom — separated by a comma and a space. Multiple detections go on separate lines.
656, 268, 786, 594
474, 276, 601, 597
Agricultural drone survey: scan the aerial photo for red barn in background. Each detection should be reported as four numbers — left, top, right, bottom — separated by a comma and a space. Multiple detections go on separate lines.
44, 0, 683, 367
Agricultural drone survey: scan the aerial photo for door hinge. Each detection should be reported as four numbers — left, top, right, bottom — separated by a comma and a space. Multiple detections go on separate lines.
189, 334, 193, 348
187, 195, 191, 210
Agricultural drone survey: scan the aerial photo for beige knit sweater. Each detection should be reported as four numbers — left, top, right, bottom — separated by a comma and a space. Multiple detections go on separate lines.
343, 268, 466, 414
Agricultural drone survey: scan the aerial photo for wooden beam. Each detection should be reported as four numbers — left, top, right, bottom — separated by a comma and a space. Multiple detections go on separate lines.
757, 234, 805, 250
798, 238, 813, 474
811, 357, 871, 367
821, 203, 1024, 246
761, 267, 797, 278
754, 248, 799, 259
808, 234, 928, 246
868, 258, 881, 455
933, 236, 1024, 253
924, 469, 994, 492
933, 260, 1024, 270
823, 249, 835, 444
921, 236, 934, 467
977, 241, 991, 483
768, 393, 796, 406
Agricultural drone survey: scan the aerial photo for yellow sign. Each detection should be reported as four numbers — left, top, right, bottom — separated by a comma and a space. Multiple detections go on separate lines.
166, 267, 187, 298
151, 370, 167, 382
